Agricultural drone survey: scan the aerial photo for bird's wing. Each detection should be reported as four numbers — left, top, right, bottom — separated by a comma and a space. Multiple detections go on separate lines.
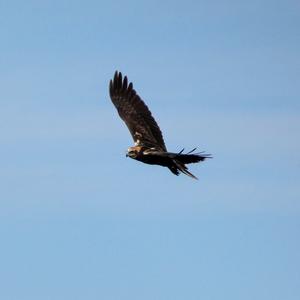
109, 71, 167, 151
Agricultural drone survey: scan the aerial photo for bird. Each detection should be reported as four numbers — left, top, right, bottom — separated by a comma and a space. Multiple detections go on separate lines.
109, 71, 211, 179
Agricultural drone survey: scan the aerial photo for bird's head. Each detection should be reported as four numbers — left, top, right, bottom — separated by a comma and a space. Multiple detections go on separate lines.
126, 147, 138, 159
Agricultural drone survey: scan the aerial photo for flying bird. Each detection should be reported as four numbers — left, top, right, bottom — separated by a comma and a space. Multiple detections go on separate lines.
109, 71, 211, 179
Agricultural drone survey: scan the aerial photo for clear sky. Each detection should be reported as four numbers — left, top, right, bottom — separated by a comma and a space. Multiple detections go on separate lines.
1, 0, 300, 299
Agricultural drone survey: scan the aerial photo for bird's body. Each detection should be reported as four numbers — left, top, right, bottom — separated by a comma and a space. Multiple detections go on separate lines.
109, 71, 210, 179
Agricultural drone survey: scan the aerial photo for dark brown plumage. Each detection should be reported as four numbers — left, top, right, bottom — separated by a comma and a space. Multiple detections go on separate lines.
109, 71, 211, 179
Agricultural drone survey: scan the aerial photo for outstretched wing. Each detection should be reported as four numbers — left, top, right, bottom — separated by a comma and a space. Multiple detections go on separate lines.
109, 71, 167, 151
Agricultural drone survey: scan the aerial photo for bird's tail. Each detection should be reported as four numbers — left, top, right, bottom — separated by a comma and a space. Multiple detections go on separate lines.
168, 148, 212, 180
175, 148, 211, 164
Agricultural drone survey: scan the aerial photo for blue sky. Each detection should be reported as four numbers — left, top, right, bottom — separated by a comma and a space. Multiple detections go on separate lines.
0, 0, 300, 299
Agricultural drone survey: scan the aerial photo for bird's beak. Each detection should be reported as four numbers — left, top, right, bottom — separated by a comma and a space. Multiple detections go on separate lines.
126, 153, 129, 157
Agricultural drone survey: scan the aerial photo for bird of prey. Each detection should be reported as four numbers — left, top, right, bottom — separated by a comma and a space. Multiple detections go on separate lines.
109, 71, 211, 179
